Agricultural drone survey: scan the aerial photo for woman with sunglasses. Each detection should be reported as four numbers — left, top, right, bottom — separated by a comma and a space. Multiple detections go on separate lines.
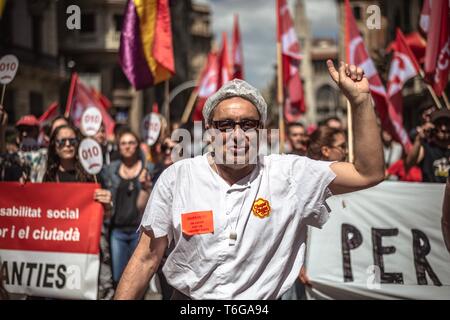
42, 124, 113, 299
102, 129, 153, 286
43, 124, 112, 206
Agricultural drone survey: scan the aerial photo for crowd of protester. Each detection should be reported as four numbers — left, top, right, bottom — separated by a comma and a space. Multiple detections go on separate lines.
0, 100, 449, 300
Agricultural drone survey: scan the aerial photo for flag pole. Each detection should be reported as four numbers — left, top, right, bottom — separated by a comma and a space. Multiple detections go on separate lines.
416, 69, 444, 110
64, 73, 78, 118
0, 84, 6, 106
163, 80, 170, 130
181, 89, 199, 124
442, 91, 450, 110
343, 0, 354, 163
277, 43, 286, 154
276, 0, 285, 154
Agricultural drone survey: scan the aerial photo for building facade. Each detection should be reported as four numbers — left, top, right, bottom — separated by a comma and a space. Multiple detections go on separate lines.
0, 0, 63, 126
1, 0, 212, 132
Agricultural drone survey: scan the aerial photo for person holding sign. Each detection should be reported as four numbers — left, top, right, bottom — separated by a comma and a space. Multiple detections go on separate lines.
43, 124, 114, 299
114, 61, 385, 300
101, 129, 153, 285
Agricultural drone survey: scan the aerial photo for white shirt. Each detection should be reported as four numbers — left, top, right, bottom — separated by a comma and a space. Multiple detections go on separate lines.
140, 153, 336, 299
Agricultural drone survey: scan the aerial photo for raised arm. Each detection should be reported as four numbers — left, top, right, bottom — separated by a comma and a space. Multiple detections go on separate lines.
114, 229, 168, 300
326, 60, 384, 195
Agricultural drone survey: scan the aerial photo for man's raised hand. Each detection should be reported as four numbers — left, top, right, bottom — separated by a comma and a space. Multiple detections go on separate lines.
326, 59, 370, 107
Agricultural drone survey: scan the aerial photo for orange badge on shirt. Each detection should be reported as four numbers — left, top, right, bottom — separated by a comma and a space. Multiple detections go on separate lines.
252, 198, 271, 218
181, 211, 214, 236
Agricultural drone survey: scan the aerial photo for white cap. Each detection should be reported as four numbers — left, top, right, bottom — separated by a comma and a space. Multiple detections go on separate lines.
203, 79, 267, 125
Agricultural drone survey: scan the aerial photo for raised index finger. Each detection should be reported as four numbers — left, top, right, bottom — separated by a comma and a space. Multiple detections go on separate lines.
326, 59, 339, 83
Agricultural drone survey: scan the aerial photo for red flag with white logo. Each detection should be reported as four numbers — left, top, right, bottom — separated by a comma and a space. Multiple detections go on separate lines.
232, 14, 244, 80
387, 29, 419, 151
192, 52, 219, 121
419, 0, 431, 35
70, 76, 116, 139
424, 0, 449, 97
277, 0, 306, 122
345, 0, 412, 152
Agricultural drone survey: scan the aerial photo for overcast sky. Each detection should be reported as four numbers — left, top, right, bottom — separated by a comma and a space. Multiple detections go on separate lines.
193, 0, 339, 90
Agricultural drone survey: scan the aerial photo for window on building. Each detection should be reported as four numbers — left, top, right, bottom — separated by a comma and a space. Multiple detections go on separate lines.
316, 85, 339, 121
113, 66, 130, 89
31, 15, 43, 53
29, 92, 43, 118
81, 13, 96, 33
0, 1, 13, 45
353, 6, 362, 20
114, 14, 123, 32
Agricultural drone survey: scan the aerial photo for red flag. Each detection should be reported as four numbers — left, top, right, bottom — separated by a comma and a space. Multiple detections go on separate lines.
424, 0, 449, 96
419, 0, 431, 35
192, 52, 219, 121
90, 87, 112, 110
119, 0, 174, 89
232, 14, 244, 80
387, 29, 420, 150
218, 32, 232, 88
277, 0, 306, 122
345, 0, 411, 152
387, 32, 427, 64
70, 76, 116, 139
38, 102, 59, 126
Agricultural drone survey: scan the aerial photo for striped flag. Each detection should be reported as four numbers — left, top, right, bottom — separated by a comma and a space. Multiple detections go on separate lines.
0, 0, 6, 18
119, 0, 175, 90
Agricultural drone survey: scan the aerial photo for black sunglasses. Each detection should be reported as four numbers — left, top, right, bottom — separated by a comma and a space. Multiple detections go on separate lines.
212, 119, 260, 132
161, 143, 174, 153
56, 138, 78, 148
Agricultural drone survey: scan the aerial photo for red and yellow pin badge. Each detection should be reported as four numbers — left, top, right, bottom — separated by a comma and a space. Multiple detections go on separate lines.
252, 198, 271, 218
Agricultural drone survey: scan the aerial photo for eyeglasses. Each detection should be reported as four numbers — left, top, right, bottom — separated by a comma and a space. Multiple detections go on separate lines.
161, 143, 174, 153
56, 138, 78, 148
331, 143, 347, 152
212, 119, 260, 132
120, 141, 138, 147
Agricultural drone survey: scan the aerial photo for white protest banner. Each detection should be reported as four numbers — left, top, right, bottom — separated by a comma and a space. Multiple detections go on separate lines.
141, 113, 161, 146
306, 181, 450, 300
0, 182, 103, 300
78, 138, 103, 175
80, 107, 102, 137
0, 55, 19, 85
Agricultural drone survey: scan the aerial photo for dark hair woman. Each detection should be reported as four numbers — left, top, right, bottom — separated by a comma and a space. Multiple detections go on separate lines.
307, 126, 347, 162
44, 125, 91, 182
102, 129, 153, 285
43, 124, 114, 299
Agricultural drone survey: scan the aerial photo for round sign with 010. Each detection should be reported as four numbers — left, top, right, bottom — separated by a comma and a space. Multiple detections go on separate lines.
81, 107, 103, 137
78, 138, 103, 175
0, 55, 19, 85
141, 113, 162, 146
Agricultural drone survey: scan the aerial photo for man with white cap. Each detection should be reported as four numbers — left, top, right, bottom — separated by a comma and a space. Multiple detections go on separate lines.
114, 60, 385, 300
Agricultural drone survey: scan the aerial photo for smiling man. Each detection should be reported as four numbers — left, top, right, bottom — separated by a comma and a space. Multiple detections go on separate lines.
114, 60, 385, 300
